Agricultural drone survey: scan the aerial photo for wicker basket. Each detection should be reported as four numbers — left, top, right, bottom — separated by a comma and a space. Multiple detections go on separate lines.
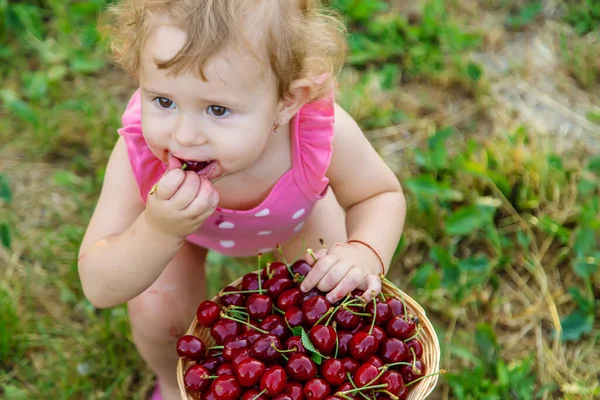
177, 276, 441, 399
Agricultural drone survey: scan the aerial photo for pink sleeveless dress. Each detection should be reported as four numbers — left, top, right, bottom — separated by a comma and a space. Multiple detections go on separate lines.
118, 90, 335, 257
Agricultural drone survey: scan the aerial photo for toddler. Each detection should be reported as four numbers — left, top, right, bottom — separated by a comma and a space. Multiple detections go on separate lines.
78, 0, 407, 398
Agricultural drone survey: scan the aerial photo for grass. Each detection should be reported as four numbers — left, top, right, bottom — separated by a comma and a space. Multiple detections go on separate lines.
1, 0, 599, 399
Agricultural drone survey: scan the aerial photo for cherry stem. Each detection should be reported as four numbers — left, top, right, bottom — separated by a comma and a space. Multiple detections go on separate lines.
311, 307, 335, 330
376, 390, 399, 400
219, 289, 266, 296
340, 383, 389, 395
219, 312, 269, 334
271, 342, 290, 360
276, 244, 289, 266
257, 253, 263, 292
410, 347, 417, 368
333, 321, 339, 359
405, 369, 446, 387
293, 273, 305, 283
252, 388, 268, 400
369, 291, 377, 336
181, 163, 188, 170
379, 292, 386, 302
200, 374, 218, 379
345, 372, 372, 400
206, 346, 224, 350
306, 248, 318, 263
380, 274, 410, 322
341, 306, 371, 317
272, 305, 285, 315
405, 325, 421, 342
381, 361, 414, 369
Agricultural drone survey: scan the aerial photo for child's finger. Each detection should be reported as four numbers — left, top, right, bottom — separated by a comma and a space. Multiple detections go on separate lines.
300, 254, 337, 293
154, 169, 185, 200
170, 171, 200, 209
316, 262, 350, 293
186, 176, 218, 216
303, 248, 327, 265
361, 275, 382, 303
325, 267, 363, 303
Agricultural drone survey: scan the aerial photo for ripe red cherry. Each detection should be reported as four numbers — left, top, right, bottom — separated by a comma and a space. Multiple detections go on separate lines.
284, 306, 303, 328
247, 294, 273, 320
210, 318, 243, 345
291, 259, 312, 276
360, 324, 387, 343
220, 285, 246, 307
301, 288, 324, 303
400, 360, 425, 383
286, 382, 304, 400
183, 364, 212, 392
380, 338, 409, 363
366, 301, 393, 325
272, 395, 293, 400
336, 331, 353, 356
277, 288, 303, 311
304, 377, 331, 400
336, 382, 357, 399
354, 363, 380, 388
386, 315, 417, 340
241, 272, 262, 291
210, 375, 242, 400
265, 277, 295, 299
266, 261, 290, 278
285, 335, 307, 353
234, 357, 266, 387
302, 295, 330, 326
197, 300, 221, 327
308, 325, 336, 354
242, 389, 268, 400
250, 334, 282, 362
232, 352, 252, 370
349, 331, 379, 360
334, 306, 362, 330
364, 355, 384, 369
320, 358, 346, 386
259, 315, 291, 343
340, 357, 360, 376
177, 335, 206, 359
242, 329, 262, 344
406, 338, 423, 358
198, 356, 220, 373
200, 389, 217, 400
222, 336, 250, 361
260, 366, 287, 396
386, 297, 405, 317
216, 363, 235, 376
285, 353, 318, 381
380, 370, 405, 396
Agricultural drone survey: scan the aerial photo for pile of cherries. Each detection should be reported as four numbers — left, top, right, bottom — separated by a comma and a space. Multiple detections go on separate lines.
177, 258, 429, 400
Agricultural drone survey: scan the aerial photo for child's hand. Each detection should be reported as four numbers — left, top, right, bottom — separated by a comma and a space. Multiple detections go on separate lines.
299, 242, 383, 304
145, 157, 219, 239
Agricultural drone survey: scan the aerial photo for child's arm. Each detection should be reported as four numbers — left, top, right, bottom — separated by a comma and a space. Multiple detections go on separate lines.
78, 138, 218, 308
300, 104, 407, 303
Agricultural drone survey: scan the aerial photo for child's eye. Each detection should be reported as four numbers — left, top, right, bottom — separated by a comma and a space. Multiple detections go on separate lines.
153, 97, 176, 109
207, 105, 229, 117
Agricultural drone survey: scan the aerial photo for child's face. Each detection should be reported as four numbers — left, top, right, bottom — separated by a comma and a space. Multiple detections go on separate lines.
139, 24, 281, 181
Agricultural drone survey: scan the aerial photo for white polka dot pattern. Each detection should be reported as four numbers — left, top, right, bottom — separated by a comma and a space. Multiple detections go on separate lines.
258, 231, 272, 236
255, 209, 270, 217
294, 222, 305, 232
220, 240, 235, 248
292, 209, 305, 219
218, 222, 235, 229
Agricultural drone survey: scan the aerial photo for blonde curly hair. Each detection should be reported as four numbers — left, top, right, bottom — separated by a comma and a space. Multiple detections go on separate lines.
103, 0, 347, 100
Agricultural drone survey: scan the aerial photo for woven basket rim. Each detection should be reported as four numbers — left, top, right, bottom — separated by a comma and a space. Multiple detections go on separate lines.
177, 277, 441, 399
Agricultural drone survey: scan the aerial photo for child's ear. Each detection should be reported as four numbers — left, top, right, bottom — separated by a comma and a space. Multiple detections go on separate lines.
277, 73, 329, 123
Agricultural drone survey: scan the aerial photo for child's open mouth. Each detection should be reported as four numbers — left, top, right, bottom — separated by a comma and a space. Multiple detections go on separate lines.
178, 159, 215, 174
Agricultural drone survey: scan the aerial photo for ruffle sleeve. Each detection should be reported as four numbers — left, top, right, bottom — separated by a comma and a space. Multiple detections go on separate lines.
117, 89, 167, 203
292, 91, 336, 200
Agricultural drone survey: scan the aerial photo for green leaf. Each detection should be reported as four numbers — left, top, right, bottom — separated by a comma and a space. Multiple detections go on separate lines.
586, 111, 600, 124
300, 329, 318, 355
292, 326, 304, 337
311, 352, 322, 365
573, 254, 599, 279
445, 205, 494, 236
0, 223, 11, 249
573, 227, 595, 256
558, 309, 594, 341
467, 62, 482, 81
475, 323, 498, 368
0, 174, 12, 204
404, 176, 463, 201
427, 127, 454, 170
458, 256, 491, 273
0, 89, 39, 126
70, 56, 105, 74
588, 155, 600, 175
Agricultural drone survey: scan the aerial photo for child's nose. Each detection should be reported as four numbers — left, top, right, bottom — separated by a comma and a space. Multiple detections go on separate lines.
173, 114, 206, 146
